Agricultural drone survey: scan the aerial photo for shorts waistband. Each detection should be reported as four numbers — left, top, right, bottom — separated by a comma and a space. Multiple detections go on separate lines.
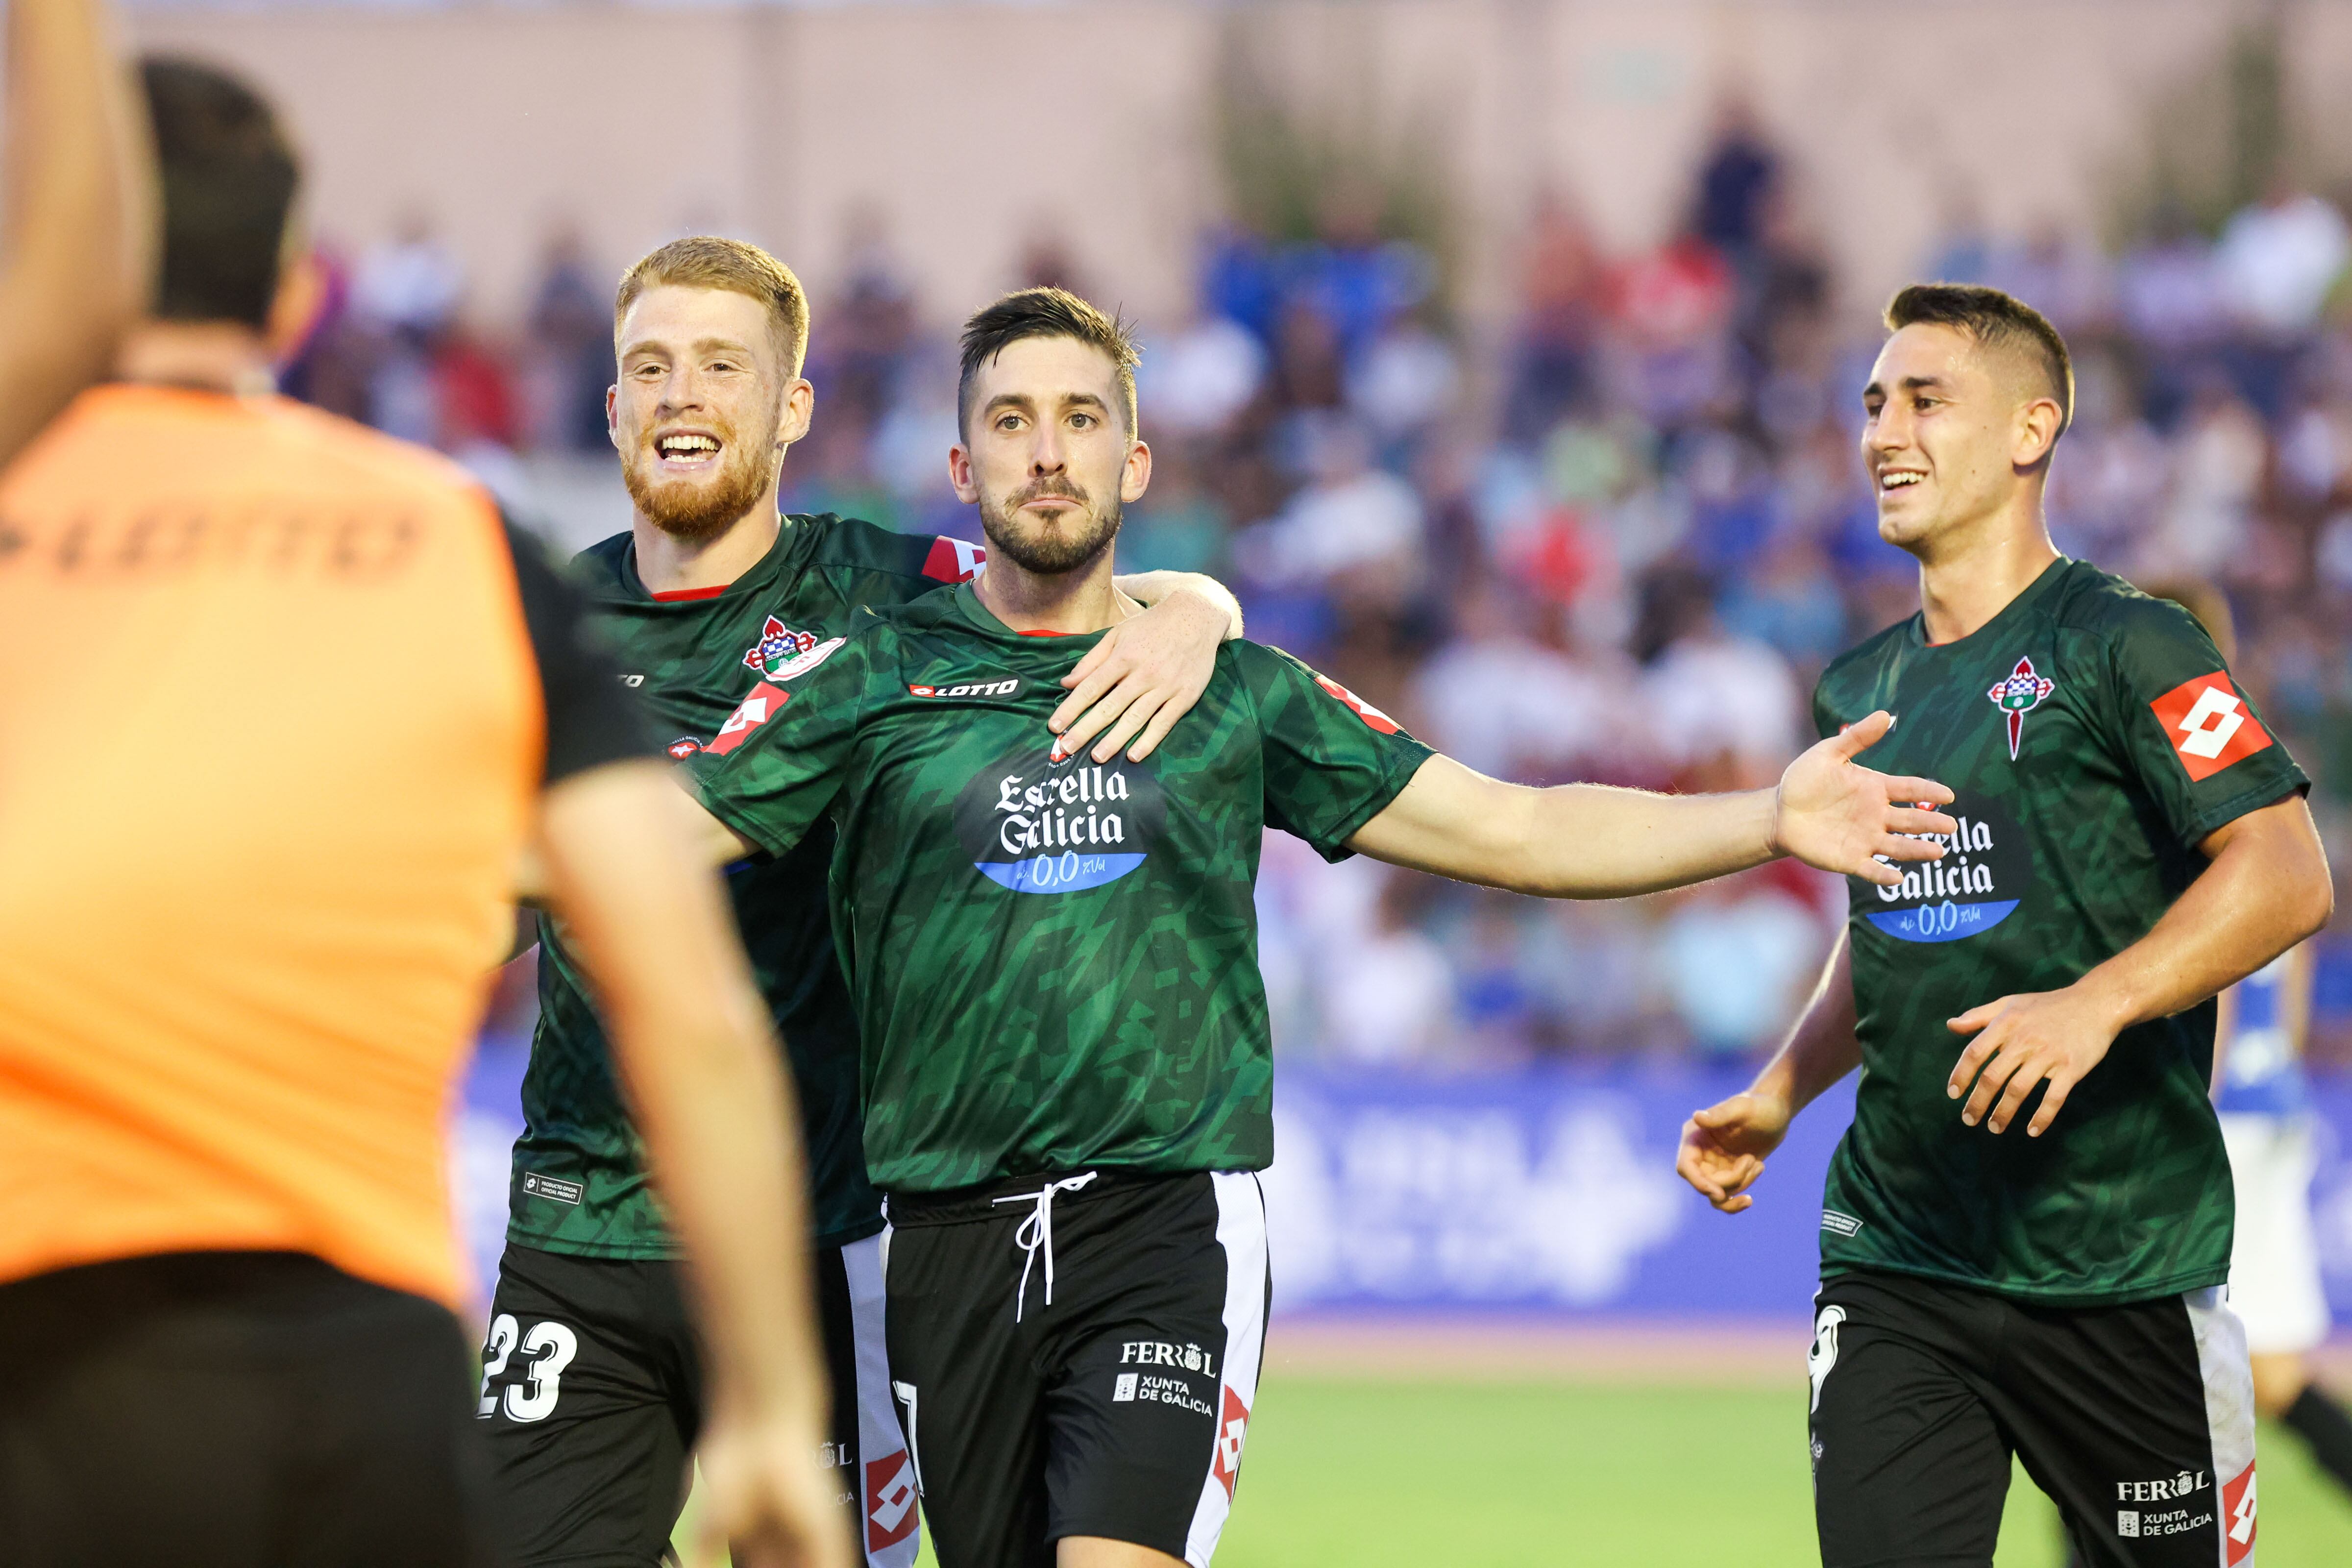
882, 1168, 1189, 1228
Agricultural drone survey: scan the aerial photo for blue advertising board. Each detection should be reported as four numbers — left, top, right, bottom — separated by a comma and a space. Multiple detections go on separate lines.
455, 1043, 2352, 1326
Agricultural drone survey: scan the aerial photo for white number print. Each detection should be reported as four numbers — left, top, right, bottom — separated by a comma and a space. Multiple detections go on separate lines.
2175, 686, 2246, 760
500, 1320, 580, 1423
1808, 1305, 1847, 1414
477, 1314, 520, 1418
891, 1380, 926, 1496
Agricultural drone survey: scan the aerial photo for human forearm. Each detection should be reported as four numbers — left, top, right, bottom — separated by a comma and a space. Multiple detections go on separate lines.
1750, 931, 1862, 1115
1350, 716, 1954, 897
1355, 769, 1781, 897
537, 764, 826, 1428
2070, 798, 2330, 1037
0, 0, 150, 463
1112, 570, 1243, 640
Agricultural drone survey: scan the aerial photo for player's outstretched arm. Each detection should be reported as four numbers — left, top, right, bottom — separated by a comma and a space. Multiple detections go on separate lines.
1947, 793, 2332, 1138
0, 0, 152, 466
1677, 931, 1861, 1213
536, 760, 850, 1568
1347, 710, 1957, 897
1053, 572, 1245, 764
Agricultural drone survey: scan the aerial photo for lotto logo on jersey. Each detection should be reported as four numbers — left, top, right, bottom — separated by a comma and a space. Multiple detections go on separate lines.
704, 682, 789, 756
2222, 1459, 2256, 1565
922, 536, 986, 583
1211, 1384, 1250, 1499
2149, 671, 2273, 782
865, 1449, 918, 1551
1313, 674, 1400, 734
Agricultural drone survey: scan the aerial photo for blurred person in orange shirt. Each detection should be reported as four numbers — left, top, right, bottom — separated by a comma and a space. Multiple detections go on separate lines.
0, 0, 151, 466
0, 59, 846, 1568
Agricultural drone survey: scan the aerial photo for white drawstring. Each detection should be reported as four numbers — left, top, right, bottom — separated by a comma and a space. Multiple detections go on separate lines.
991, 1172, 1099, 1322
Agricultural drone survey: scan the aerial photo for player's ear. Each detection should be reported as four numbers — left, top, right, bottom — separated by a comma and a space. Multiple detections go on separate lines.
1121, 438, 1152, 505
2013, 395, 2063, 471
605, 384, 621, 451
776, 377, 814, 448
948, 442, 980, 505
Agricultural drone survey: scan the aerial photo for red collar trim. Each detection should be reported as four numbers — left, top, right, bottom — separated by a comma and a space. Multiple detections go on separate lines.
650, 584, 729, 603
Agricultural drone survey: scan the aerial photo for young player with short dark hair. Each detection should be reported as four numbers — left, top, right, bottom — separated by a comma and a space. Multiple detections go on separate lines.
483, 244, 1244, 1567
1678, 283, 2334, 1568
674, 285, 1966, 1568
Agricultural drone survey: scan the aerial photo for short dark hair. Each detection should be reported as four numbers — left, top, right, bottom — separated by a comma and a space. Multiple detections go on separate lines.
615, 236, 810, 377
957, 287, 1141, 440
141, 58, 301, 329
1884, 282, 2074, 446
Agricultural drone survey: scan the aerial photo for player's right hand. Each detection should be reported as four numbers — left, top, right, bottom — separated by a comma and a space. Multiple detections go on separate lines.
1676, 1092, 1792, 1214
694, 1406, 856, 1568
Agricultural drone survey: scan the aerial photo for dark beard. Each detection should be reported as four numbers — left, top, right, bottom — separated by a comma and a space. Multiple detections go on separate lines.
622, 439, 777, 544
977, 478, 1123, 574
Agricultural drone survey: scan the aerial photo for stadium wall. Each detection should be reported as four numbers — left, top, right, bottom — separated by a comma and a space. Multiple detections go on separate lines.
125, 0, 2352, 330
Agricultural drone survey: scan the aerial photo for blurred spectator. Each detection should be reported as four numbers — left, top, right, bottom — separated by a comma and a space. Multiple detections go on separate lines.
1411, 578, 1642, 783
1122, 443, 1230, 576
1234, 416, 1423, 589
1315, 871, 1456, 1066
1637, 568, 1802, 782
1692, 93, 1781, 264
1144, 304, 1267, 439
353, 211, 463, 341
1509, 192, 1606, 440
523, 223, 612, 453
1989, 218, 2111, 338
1654, 870, 1829, 1055
1346, 306, 1460, 453
2217, 174, 2351, 340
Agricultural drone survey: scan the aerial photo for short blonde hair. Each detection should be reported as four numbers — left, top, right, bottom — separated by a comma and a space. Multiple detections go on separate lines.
614, 236, 809, 376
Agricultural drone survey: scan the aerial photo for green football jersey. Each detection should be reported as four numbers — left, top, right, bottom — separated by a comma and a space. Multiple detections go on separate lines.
1811, 558, 2308, 1305
684, 583, 1432, 1193
508, 513, 985, 1258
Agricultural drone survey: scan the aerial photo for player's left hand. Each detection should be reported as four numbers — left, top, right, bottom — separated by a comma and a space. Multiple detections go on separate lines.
1770, 710, 1959, 886
1049, 586, 1228, 763
1945, 985, 2125, 1136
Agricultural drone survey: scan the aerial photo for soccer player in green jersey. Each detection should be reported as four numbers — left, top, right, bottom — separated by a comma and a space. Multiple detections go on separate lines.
481, 239, 1242, 1568
676, 287, 1963, 1568
1676, 284, 2335, 1568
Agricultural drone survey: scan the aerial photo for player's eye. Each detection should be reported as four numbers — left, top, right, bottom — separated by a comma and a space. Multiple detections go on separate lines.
1069, 413, 1094, 430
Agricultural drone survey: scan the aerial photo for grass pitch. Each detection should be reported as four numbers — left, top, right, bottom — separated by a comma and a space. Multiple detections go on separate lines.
870, 1375, 2352, 1567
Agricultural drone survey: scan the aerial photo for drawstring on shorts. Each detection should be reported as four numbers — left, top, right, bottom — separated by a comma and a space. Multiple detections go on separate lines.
991, 1172, 1099, 1322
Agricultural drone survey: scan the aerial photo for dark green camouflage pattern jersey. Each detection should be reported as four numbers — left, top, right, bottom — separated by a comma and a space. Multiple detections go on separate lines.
685, 583, 1432, 1192
509, 513, 985, 1258
1812, 558, 2307, 1305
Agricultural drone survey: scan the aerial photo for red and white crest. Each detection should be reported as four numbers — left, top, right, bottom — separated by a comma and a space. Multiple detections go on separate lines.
2149, 671, 2273, 783
1211, 1384, 1251, 1499
665, 736, 702, 760
1985, 656, 2055, 761
865, 1450, 918, 1551
742, 615, 818, 678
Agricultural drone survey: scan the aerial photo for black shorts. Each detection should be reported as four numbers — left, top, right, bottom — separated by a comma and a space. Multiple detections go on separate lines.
882, 1169, 1269, 1568
0, 1250, 499, 1568
1809, 1268, 2259, 1568
478, 1233, 913, 1567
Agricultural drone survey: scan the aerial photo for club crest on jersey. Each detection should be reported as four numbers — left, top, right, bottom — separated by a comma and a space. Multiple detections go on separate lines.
742, 615, 818, 679
1987, 657, 2055, 760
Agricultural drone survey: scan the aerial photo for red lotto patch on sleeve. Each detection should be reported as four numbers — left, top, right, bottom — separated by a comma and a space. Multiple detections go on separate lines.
922, 536, 986, 583
1211, 1384, 1251, 1498
1313, 674, 1400, 734
2147, 672, 2273, 782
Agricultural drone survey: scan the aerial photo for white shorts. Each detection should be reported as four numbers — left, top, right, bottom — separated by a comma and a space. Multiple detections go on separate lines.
2219, 1112, 2333, 1355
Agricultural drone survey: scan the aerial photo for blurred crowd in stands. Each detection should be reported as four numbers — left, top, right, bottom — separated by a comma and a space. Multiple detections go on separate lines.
309, 107, 2352, 1070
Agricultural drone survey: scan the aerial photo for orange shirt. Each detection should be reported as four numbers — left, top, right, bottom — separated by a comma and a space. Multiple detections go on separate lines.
0, 385, 540, 1310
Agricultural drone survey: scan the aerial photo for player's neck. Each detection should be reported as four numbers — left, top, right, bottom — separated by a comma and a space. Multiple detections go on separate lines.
633, 503, 781, 597
114, 320, 277, 397
1913, 503, 2061, 646
974, 550, 1133, 635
